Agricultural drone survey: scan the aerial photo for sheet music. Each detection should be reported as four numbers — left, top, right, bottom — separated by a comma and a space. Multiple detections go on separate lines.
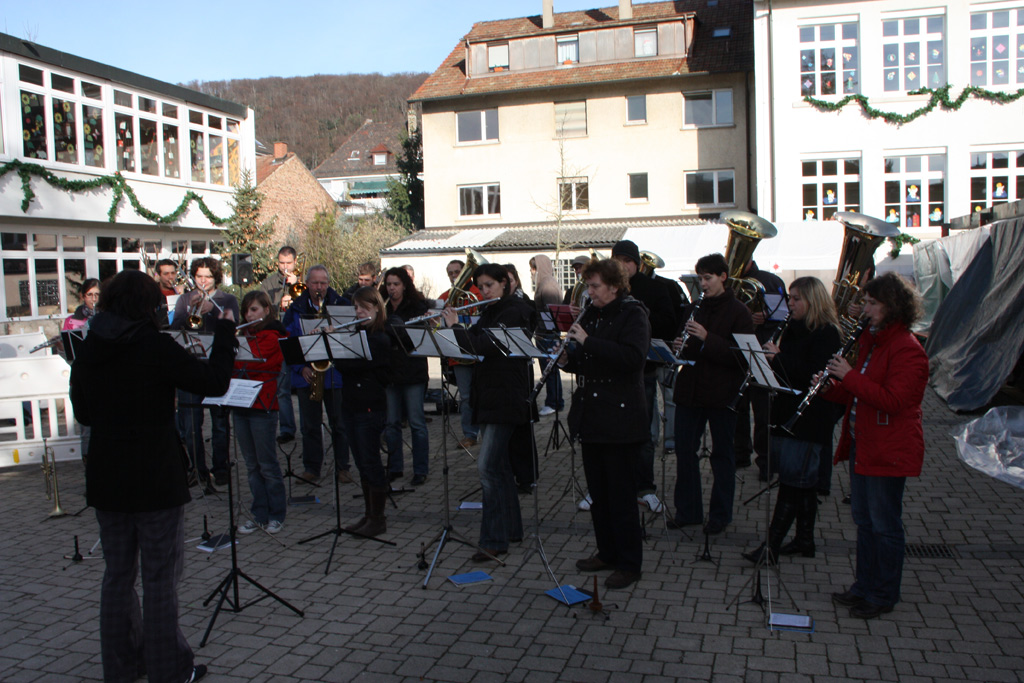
647, 339, 694, 366
202, 378, 263, 407
733, 333, 794, 392
484, 327, 547, 359
765, 294, 789, 322
164, 330, 213, 358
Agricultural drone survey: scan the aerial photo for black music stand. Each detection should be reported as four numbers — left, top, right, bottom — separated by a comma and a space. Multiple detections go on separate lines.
644, 341, 692, 533
537, 305, 576, 455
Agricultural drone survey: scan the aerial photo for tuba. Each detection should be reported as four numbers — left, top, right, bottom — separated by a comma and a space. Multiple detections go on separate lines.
446, 248, 488, 308
831, 212, 901, 339
722, 210, 778, 315
639, 251, 665, 277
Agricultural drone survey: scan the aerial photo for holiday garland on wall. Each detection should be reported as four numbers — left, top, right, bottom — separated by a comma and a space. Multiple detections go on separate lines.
804, 84, 1024, 126
0, 159, 229, 225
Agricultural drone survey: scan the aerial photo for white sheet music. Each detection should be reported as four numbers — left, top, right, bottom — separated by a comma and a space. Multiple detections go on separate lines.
202, 379, 263, 407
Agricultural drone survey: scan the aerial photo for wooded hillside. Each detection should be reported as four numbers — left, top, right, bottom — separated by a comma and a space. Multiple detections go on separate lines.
184, 73, 429, 170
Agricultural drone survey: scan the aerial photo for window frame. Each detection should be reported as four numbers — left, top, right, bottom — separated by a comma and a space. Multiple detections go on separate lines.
488, 43, 510, 72
557, 35, 580, 64
554, 100, 588, 138
969, 8, 1024, 88
628, 173, 649, 201
558, 176, 590, 212
800, 157, 861, 221
883, 153, 946, 228
881, 14, 947, 93
634, 27, 658, 57
458, 183, 502, 217
626, 95, 647, 124
799, 21, 860, 97
684, 169, 735, 208
456, 109, 500, 144
969, 148, 1024, 214
682, 89, 734, 128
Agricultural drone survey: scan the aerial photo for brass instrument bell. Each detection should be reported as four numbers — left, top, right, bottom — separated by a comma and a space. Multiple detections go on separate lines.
721, 210, 778, 314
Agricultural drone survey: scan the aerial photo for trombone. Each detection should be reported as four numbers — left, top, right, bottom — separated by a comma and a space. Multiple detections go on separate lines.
42, 438, 66, 518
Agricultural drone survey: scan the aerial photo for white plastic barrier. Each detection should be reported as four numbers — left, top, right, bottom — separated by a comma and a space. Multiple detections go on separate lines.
0, 354, 83, 468
0, 329, 48, 359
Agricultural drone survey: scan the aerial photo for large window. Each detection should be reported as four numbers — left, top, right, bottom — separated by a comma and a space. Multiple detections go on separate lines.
2, 232, 85, 319
683, 90, 733, 127
554, 101, 587, 138
457, 110, 499, 143
970, 149, 1024, 213
459, 184, 501, 216
685, 170, 734, 207
559, 177, 589, 212
801, 159, 860, 221
969, 8, 1024, 87
800, 22, 860, 96
884, 154, 945, 228
557, 35, 579, 64
488, 43, 509, 72
882, 15, 946, 92
634, 28, 658, 57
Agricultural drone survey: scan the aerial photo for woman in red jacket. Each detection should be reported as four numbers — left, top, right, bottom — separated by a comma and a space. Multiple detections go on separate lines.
822, 273, 928, 619
234, 291, 289, 535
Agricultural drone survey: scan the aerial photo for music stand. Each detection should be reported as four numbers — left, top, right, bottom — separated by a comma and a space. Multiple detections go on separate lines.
537, 305, 575, 455
644, 341, 692, 533
166, 330, 221, 501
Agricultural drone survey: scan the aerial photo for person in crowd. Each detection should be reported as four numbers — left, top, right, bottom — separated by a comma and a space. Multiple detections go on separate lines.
670, 253, 754, 535
441, 264, 537, 562
824, 273, 928, 620
559, 258, 650, 590
344, 262, 378, 299
71, 269, 232, 683
562, 254, 591, 304
234, 291, 288, 536
381, 267, 431, 485
155, 259, 182, 296
261, 246, 300, 444
171, 257, 239, 489
63, 278, 100, 331
530, 255, 564, 418
282, 265, 354, 484
741, 277, 841, 564
439, 258, 480, 448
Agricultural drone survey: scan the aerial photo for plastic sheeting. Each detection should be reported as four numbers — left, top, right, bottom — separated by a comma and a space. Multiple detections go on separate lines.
952, 406, 1024, 490
927, 217, 1024, 412
912, 227, 991, 335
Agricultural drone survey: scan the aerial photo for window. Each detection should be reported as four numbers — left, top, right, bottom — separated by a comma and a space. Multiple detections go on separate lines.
685, 170, 734, 206
348, 150, 360, 160
555, 101, 587, 138
713, 27, 732, 38
457, 109, 499, 142
1, 232, 90, 319
554, 258, 576, 292
373, 153, 386, 165
683, 90, 733, 127
969, 150, 1024, 213
884, 154, 945, 228
559, 177, 589, 211
800, 22, 859, 96
626, 95, 647, 123
459, 184, 501, 216
629, 173, 649, 200
969, 9, 1024, 87
558, 35, 579, 64
488, 43, 509, 72
634, 28, 658, 57
22, 91, 48, 159
801, 159, 860, 221
882, 16, 946, 92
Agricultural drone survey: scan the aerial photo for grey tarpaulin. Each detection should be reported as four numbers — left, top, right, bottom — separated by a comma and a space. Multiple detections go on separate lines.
952, 407, 1024, 489
927, 217, 1024, 411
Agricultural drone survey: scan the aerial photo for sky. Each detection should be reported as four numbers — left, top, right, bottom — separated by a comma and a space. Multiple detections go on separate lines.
0, 0, 641, 84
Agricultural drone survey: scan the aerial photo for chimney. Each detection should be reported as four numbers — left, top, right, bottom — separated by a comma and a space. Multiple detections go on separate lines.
273, 141, 288, 159
543, 0, 554, 29
619, 0, 632, 20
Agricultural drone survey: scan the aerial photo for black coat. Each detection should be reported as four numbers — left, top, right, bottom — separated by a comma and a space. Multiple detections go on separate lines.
769, 319, 842, 443
454, 296, 538, 425
334, 327, 392, 413
672, 289, 755, 409
70, 313, 235, 512
386, 297, 430, 386
564, 294, 651, 444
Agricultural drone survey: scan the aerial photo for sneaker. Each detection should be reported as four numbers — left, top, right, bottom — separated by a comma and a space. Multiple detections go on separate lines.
266, 520, 283, 534
538, 405, 556, 417
638, 493, 664, 513
578, 494, 592, 511
238, 520, 262, 534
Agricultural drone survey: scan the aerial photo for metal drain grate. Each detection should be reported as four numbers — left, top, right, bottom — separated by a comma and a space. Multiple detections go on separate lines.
905, 543, 957, 559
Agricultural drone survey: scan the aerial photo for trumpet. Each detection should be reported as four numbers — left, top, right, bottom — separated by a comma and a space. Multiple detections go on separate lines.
42, 439, 66, 518
186, 288, 223, 330
674, 292, 705, 359
407, 298, 500, 325
288, 255, 307, 299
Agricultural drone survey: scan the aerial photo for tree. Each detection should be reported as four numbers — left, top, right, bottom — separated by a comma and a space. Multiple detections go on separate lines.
385, 130, 424, 231
302, 211, 407, 291
217, 170, 277, 282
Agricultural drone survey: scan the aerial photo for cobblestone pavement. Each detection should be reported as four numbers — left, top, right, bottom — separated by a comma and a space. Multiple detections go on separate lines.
2, 380, 1023, 682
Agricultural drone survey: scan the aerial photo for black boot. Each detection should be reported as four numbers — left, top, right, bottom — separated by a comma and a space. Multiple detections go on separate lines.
359, 487, 388, 537
780, 487, 817, 557
345, 480, 371, 533
743, 485, 799, 564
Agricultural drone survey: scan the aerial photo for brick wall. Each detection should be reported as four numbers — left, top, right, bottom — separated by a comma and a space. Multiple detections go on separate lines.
258, 156, 338, 242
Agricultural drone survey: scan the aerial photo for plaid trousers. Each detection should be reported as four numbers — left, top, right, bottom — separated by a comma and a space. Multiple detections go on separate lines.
95, 506, 193, 683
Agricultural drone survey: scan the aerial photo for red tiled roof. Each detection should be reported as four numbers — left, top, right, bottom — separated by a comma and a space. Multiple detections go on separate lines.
411, 0, 752, 102
255, 152, 294, 185
313, 120, 407, 179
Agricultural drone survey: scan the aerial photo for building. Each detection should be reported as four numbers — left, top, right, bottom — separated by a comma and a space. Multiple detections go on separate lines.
314, 119, 407, 214
256, 141, 337, 243
753, 0, 1024, 239
390, 0, 755, 295
0, 32, 256, 333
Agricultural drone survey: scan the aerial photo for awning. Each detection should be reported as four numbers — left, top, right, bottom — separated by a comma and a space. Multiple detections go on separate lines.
349, 180, 390, 196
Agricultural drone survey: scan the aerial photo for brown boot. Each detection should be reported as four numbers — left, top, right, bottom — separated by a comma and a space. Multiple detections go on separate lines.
345, 480, 371, 533
358, 487, 388, 537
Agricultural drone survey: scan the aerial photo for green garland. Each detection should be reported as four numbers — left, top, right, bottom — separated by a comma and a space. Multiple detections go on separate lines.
0, 159, 229, 225
888, 233, 921, 259
804, 84, 1024, 125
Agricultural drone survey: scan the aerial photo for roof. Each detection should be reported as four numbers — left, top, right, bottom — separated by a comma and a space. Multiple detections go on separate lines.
0, 32, 248, 118
255, 152, 295, 185
313, 120, 407, 179
410, 0, 753, 102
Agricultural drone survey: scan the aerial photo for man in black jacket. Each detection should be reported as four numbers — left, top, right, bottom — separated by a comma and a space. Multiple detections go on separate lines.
71, 270, 230, 683
261, 246, 299, 444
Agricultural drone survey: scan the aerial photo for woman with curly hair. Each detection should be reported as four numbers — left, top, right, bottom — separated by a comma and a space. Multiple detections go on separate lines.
822, 272, 928, 620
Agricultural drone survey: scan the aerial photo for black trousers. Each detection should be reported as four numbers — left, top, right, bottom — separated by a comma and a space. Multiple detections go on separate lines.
581, 441, 643, 573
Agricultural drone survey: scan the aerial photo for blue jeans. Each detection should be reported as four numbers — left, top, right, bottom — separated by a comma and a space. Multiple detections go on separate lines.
296, 386, 350, 476
538, 337, 564, 410
636, 373, 658, 493
477, 422, 522, 551
771, 435, 821, 489
385, 383, 429, 476
276, 363, 295, 438
454, 364, 478, 440
849, 444, 907, 607
233, 409, 285, 525
343, 409, 387, 489
673, 406, 737, 526
176, 389, 229, 477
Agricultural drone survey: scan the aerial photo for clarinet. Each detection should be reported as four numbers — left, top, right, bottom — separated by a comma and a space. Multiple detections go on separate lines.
781, 317, 868, 434
531, 301, 590, 398
727, 312, 791, 412
673, 292, 705, 359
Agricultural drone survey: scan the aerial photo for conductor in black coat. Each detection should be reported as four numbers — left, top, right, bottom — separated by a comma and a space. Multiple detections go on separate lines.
442, 263, 538, 562
560, 259, 651, 590
71, 270, 234, 683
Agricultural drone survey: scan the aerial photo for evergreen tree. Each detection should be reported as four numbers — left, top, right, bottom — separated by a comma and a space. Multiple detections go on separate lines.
385, 130, 424, 231
217, 170, 276, 282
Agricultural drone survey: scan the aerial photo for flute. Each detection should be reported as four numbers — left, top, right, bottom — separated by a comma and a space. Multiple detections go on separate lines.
407, 298, 500, 324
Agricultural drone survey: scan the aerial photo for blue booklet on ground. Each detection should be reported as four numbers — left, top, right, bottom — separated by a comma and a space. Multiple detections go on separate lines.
448, 571, 492, 585
545, 585, 590, 606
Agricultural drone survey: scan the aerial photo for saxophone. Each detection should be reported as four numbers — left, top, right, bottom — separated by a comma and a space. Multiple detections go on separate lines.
309, 294, 331, 402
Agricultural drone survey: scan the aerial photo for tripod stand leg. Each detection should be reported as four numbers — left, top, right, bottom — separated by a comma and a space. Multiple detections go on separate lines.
199, 569, 236, 648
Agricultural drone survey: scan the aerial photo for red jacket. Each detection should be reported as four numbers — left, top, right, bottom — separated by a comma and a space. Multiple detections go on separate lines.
234, 323, 286, 411
824, 323, 928, 477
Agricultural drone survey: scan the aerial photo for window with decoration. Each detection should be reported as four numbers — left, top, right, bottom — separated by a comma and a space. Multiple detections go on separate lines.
799, 22, 860, 96
882, 15, 946, 92
969, 8, 1024, 87
969, 149, 1024, 213
801, 159, 860, 221
883, 154, 945, 228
